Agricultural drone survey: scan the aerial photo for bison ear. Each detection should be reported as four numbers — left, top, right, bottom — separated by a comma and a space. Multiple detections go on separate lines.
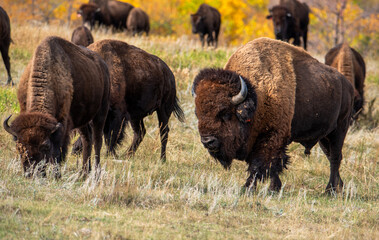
235, 98, 256, 124
266, 15, 272, 19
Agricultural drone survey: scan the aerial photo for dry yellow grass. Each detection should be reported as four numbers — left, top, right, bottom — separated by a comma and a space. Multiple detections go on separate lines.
0, 23, 378, 239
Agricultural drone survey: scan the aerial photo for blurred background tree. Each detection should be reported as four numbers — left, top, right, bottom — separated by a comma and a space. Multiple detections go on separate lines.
0, 0, 378, 57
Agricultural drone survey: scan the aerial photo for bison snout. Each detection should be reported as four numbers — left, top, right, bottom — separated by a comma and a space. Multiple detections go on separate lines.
201, 136, 220, 151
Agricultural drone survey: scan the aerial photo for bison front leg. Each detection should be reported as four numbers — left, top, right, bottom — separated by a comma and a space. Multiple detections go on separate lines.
245, 132, 290, 192
206, 33, 214, 47
199, 34, 205, 47
302, 29, 308, 50
293, 32, 301, 47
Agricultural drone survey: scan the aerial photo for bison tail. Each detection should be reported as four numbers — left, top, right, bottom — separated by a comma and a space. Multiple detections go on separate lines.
173, 96, 185, 123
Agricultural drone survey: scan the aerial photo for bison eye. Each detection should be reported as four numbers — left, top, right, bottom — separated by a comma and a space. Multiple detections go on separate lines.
218, 111, 232, 122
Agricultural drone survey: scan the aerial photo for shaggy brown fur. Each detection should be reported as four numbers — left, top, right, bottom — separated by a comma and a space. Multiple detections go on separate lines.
72, 39, 184, 161
71, 26, 94, 47
193, 38, 353, 193
127, 8, 150, 36
190, 3, 221, 48
325, 43, 366, 119
78, 0, 134, 31
266, 0, 309, 49
0, 6, 12, 85
5, 36, 110, 177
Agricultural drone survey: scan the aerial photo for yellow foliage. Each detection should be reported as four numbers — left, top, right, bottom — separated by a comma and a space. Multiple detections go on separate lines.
1, 0, 378, 54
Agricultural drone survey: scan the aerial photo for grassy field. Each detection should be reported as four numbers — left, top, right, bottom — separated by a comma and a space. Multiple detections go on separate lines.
0, 23, 378, 239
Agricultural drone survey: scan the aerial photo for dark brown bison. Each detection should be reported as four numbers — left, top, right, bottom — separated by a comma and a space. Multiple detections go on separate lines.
266, 0, 309, 49
72, 40, 184, 161
0, 6, 12, 85
71, 26, 94, 47
3, 36, 110, 177
325, 43, 366, 119
127, 8, 150, 36
77, 0, 134, 31
192, 38, 353, 193
190, 3, 221, 48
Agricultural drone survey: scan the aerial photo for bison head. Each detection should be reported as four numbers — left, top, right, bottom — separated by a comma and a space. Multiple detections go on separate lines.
192, 69, 257, 169
78, 3, 101, 27
3, 113, 63, 177
266, 6, 293, 41
190, 14, 205, 34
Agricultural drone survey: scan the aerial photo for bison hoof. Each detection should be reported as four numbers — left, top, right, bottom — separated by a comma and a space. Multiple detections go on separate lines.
325, 182, 343, 195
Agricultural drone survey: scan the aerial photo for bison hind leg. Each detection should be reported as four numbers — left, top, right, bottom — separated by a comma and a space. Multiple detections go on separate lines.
127, 118, 146, 157
319, 136, 344, 194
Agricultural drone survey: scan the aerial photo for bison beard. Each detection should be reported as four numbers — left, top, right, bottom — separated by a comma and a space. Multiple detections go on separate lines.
193, 68, 257, 169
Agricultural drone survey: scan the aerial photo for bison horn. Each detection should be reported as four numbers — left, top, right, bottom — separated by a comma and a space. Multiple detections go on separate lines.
51, 123, 63, 134
191, 86, 197, 98
231, 76, 248, 105
3, 115, 17, 137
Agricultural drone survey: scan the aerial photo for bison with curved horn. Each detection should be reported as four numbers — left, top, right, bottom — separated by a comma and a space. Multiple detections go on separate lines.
72, 39, 184, 161
192, 38, 353, 193
4, 36, 110, 178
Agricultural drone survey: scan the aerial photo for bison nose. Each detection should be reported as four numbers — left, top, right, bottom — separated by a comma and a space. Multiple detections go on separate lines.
201, 136, 220, 150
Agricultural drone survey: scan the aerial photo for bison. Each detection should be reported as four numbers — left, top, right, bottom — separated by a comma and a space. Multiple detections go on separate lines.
190, 3, 221, 48
127, 8, 150, 36
3, 36, 110, 177
71, 26, 94, 47
78, 0, 134, 31
0, 6, 12, 85
192, 38, 353, 193
325, 43, 366, 119
72, 39, 184, 161
266, 0, 309, 49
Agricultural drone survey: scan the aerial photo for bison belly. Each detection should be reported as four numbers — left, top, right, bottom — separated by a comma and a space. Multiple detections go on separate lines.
70, 60, 109, 128
290, 63, 351, 147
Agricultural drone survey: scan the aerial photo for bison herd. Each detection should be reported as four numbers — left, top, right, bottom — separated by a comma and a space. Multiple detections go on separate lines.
0, 1, 368, 194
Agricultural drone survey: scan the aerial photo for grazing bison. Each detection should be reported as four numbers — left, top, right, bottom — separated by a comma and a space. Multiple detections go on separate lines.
3, 36, 110, 177
72, 40, 184, 161
190, 3, 221, 48
192, 38, 353, 193
0, 6, 12, 85
266, 0, 309, 49
78, 0, 134, 31
325, 43, 366, 119
71, 26, 94, 47
127, 8, 150, 36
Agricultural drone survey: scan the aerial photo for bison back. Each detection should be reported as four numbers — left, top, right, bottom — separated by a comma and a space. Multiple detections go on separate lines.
71, 26, 94, 47
88, 39, 177, 119
20, 36, 109, 128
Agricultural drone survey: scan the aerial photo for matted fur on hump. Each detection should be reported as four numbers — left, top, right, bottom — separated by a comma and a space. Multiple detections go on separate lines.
26, 37, 74, 119
224, 37, 298, 138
